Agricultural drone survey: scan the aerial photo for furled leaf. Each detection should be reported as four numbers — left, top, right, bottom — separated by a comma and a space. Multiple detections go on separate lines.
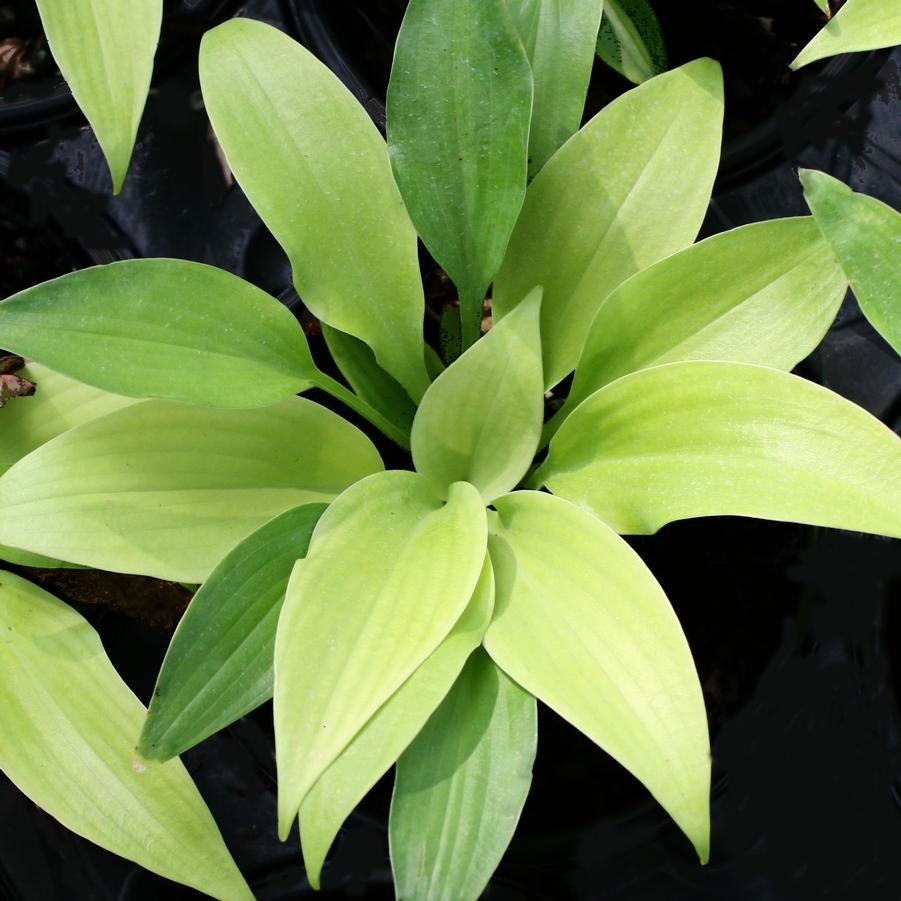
390, 648, 537, 901
412, 287, 544, 501
0, 260, 317, 409
0, 398, 382, 582
541, 361, 901, 537
484, 490, 709, 861
34, 0, 161, 192
388, 0, 533, 347
0, 570, 253, 900
493, 59, 724, 388
200, 19, 430, 401
0, 363, 134, 471
791, 0, 901, 68
801, 169, 901, 355
596, 0, 668, 85
564, 217, 848, 413
322, 324, 417, 433
506, 0, 605, 176
274, 472, 487, 838
140, 504, 327, 763
299, 558, 495, 889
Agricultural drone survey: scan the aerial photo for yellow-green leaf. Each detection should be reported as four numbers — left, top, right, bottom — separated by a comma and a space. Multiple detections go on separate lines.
299, 557, 495, 889
542, 361, 901, 537
200, 18, 430, 401
412, 287, 544, 501
35, 0, 162, 192
791, 0, 901, 69
0, 570, 253, 900
0, 398, 382, 582
274, 472, 487, 839
484, 490, 710, 861
493, 59, 724, 388
801, 169, 901, 355
0, 260, 317, 408
390, 648, 536, 901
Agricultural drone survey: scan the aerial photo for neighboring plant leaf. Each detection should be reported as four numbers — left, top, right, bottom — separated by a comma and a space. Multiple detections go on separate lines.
596, 0, 668, 85
0, 545, 85, 569
0, 398, 382, 582
484, 490, 709, 860
0, 570, 253, 900
506, 0, 605, 177
801, 169, 901, 355
412, 287, 544, 501
0, 260, 317, 409
390, 648, 537, 901
200, 19, 430, 402
299, 557, 495, 889
388, 0, 533, 347
0, 363, 135, 471
274, 472, 487, 838
140, 504, 327, 763
791, 0, 901, 68
541, 361, 901, 537
493, 59, 724, 388
322, 324, 417, 433
565, 216, 848, 412
34, 0, 162, 193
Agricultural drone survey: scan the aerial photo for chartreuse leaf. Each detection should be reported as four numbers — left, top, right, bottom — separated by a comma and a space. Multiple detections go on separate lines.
200, 19, 430, 402
412, 288, 544, 502
812, 0, 831, 14
801, 170, 901, 355
792, 0, 901, 69
493, 59, 724, 388
484, 490, 709, 861
541, 361, 901, 537
596, 0, 668, 85
299, 558, 495, 889
0, 398, 381, 582
388, 0, 533, 348
390, 648, 537, 901
0, 261, 319, 407
322, 324, 418, 434
34, 0, 161, 192
507, 0, 605, 177
274, 472, 486, 839
563, 217, 848, 414
139, 504, 327, 763
0, 571, 253, 900
0, 260, 317, 408
0, 363, 134, 471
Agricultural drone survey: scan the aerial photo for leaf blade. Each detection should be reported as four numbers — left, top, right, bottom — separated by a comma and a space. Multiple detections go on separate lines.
484, 490, 710, 861
566, 216, 848, 411
388, 0, 533, 347
596, 0, 668, 85
412, 287, 544, 501
791, 0, 901, 68
0, 259, 317, 408
274, 472, 487, 837
801, 169, 901, 355
299, 557, 495, 889
390, 648, 538, 901
200, 18, 430, 401
34, 0, 161, 191
0, 398, 382, 582
544, 361, 901, 536
0, 570, 253, 900
507, 0, 606, 176
140, 503, 327, 762
494, 59, 724, 388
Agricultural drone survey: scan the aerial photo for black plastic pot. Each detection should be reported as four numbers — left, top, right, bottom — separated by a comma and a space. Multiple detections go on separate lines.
0, 0, 240, 138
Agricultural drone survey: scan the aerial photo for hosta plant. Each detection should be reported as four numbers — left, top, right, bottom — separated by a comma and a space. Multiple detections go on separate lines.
1, 2, 900, 898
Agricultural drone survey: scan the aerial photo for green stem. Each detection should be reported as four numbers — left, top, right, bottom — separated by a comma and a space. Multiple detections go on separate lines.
460, 289, 484, 352
313, 373, 412, 451
538, 403, 567, 452
522, 460, 548, 491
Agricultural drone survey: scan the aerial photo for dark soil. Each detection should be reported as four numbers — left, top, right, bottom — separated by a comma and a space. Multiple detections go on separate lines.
301, 0, 841, 144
